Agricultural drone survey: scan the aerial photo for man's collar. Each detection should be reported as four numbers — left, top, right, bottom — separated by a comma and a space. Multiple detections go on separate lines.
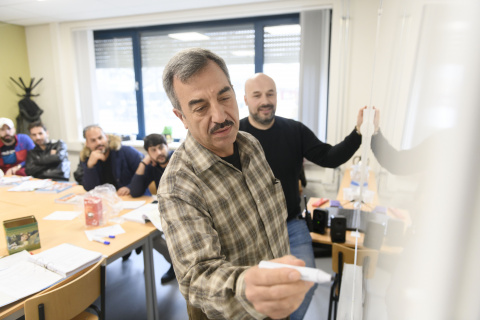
183, 131, 255, 174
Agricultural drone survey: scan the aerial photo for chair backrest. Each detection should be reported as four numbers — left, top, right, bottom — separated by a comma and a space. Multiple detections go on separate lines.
24, 259, 105, 320
148, 181, 157, 196
331, 243, 378, 278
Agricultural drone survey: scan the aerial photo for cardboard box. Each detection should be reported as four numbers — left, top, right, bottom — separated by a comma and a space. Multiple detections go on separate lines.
84, 196, 104, 226
3, 215, 41, 255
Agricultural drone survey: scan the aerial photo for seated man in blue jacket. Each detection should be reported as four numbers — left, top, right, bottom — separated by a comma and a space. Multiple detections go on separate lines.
77, 125, 143, 196
130, 133, 175, 284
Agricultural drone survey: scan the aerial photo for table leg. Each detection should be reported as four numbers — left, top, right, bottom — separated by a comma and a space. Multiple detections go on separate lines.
143, 233, 159, 320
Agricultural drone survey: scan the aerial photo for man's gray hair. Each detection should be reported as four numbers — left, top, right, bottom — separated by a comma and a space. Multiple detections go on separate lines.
162, 48, 231, 112
82, 124, 104, 139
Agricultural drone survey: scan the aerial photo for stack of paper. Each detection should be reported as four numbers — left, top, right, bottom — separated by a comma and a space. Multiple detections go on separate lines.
8, 179, 53, 192
35, 181, 77, 193
0, 176, 31, 186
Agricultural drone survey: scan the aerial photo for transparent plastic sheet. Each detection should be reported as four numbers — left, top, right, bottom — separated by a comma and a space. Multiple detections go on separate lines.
335, 0, 386, 317
337, 264, 363, 320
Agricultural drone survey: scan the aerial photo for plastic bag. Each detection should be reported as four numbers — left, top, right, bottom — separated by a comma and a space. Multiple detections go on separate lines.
81, 184, 123, 227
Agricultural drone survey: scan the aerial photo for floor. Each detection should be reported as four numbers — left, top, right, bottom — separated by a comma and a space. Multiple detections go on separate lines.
101, 248, 335, 320
98, 182, 393, 320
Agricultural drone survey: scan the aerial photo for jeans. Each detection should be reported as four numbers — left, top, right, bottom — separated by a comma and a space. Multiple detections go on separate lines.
288, 219, 318, 320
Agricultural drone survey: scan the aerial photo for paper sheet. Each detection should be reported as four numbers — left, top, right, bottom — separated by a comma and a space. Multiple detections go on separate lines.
122, 201, 146, 209
84, 224, 126, 241
44, 211, 82, 221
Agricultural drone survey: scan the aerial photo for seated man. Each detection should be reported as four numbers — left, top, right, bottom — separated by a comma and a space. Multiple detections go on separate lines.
76, 125, 143, 196
130, 134, 173, 197
25, 121, 70, 181
130, 133, 175, 284
0, 117, 34, 176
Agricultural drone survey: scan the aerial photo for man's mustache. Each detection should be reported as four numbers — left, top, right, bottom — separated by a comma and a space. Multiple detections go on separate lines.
210, 120, 234, 134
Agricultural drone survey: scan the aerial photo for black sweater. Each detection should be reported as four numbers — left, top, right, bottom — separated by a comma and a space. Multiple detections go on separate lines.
239, 116, 361, 220
129, 150, 173, 197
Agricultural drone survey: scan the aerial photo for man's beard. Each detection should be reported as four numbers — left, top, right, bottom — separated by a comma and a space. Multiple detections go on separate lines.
95, 145, 107, 154
155, 156, 168, 166
251, 104, 275, 126
1, 135, 15, 145
35, 139, 46, 146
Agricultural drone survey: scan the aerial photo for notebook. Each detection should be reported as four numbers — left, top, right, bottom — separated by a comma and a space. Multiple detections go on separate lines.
327, 207, 388, 233
0, 244, 102, 307
122, 202, 163, 232
27, 243, 103, 278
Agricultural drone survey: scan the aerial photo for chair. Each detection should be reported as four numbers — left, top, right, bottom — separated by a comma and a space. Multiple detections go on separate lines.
328, 243, 378, 320
148, 180, 157, 197
24, 260, 106, 320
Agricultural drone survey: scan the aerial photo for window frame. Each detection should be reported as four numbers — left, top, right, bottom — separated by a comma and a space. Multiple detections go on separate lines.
93, 14, 300, 139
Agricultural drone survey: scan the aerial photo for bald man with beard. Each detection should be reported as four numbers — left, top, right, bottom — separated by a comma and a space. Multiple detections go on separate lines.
239, 73, 369, 320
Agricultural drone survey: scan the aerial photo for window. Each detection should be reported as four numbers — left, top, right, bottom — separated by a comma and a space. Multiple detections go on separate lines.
93, 14, 300, 140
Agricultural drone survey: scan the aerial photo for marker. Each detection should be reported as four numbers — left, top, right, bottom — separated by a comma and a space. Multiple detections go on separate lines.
259, 261, 332, 284
94, 234, 115, 239
92, 236, 110, 245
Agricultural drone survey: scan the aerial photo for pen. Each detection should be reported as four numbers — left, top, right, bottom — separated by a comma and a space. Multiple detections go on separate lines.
94, 234, 115, 239
259, 261, 332, 284
92, 236, 110, 245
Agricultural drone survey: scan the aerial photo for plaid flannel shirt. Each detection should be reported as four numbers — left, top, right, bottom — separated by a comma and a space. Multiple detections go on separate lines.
158, 131, 290, 319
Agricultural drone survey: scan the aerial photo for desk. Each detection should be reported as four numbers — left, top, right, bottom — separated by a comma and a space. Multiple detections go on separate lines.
335, 168, 379, 210
308, 169, 405, 253
0, 185, 160, 320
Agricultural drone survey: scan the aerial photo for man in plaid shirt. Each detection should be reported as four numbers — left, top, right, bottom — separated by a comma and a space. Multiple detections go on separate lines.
158, 48, 313, 319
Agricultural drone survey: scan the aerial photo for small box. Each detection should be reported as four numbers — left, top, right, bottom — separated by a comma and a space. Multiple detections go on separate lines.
84, 196, 104, 226
3, 215, 41, 255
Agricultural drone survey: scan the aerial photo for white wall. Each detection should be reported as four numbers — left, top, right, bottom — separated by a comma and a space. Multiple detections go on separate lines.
24, 0, 424, 183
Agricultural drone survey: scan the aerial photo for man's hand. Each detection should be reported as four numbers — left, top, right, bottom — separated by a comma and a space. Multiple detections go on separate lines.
87, 150, 107, 168
143, 155, 153, 166
136, 155, 152, 175
244, 255, 314, 319
5, 164, 21, 176
50, 149, 57, 155
117, 186, 131, 196
356, 106, 379, 134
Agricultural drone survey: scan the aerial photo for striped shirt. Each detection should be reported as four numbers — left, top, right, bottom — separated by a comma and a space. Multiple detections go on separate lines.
158, 131, 290, 319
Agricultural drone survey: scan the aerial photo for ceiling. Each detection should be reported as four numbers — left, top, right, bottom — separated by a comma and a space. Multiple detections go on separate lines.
0, 0, 272, 26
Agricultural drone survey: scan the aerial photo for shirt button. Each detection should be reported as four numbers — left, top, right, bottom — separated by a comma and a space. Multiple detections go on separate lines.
257, 199, 261, 203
